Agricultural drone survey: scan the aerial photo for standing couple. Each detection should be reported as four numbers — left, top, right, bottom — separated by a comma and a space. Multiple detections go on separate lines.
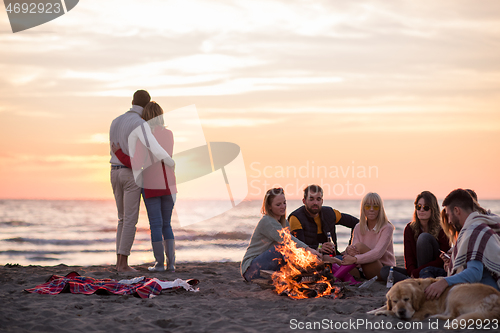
109, 90, 177, 272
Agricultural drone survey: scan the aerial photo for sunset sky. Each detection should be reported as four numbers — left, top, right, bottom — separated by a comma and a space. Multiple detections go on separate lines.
1, 0, 499, 201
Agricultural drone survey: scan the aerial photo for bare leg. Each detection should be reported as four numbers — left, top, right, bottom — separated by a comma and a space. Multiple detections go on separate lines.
117, 254, 137, 272
349, 268, 361, 279
353, 242, 383, 280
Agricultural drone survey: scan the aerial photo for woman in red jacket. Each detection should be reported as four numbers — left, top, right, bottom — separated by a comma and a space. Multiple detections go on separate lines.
380, 191, 450, 283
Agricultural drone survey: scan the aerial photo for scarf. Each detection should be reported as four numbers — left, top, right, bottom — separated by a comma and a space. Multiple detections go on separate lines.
449, 212, 500, 288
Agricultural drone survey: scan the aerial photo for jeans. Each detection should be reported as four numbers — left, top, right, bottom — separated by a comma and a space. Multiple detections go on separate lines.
380, 232, 443, 282
416, 233, 440, 267
243, 245, 284, 281
420, 266, 447, 278
380, 266, 409, 283
142, 190, 175, 242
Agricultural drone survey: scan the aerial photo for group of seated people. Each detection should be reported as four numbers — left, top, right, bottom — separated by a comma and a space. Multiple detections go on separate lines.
241, 185, 500, 297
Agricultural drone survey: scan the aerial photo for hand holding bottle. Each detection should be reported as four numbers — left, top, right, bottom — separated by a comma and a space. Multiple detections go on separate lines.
326, 231, 336, 255
321, 242, 335, 254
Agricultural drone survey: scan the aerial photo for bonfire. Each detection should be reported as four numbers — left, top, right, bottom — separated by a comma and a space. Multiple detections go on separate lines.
270, 228, 341, 299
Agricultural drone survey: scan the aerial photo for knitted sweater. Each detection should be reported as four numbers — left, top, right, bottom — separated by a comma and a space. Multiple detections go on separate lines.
351, 222, 396, 266
241, 215, 308, 276
449, 212, 500, 289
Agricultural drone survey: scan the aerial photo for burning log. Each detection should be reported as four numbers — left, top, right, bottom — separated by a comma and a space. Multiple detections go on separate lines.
313, 283, 329, 294
297, 287, 318, 299
291, 272, 321, 284
270, 228, 341, 299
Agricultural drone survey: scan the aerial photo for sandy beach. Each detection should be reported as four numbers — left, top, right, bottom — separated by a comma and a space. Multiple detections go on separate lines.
0, 256, 454, 333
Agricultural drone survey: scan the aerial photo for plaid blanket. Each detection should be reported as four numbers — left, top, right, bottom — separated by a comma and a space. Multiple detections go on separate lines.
24, 272, 191, 299
450, 212, 500, 288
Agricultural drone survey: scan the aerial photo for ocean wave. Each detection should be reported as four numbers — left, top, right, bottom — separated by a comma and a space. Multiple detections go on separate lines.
27, 256, 59, 261
0, 221, 33, 227
99, 226, 152, 233
3, 237, 115, 246
0, 249, 147, 255
1, 250, 67, 255
175, 231, 251, 241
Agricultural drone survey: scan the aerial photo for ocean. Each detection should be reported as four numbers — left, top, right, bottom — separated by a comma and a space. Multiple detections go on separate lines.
1, 199, 499, 267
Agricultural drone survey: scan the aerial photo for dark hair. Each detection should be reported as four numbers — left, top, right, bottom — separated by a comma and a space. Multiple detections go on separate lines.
303, 185, 323, 200
465, 189, 478, 201
442, 188, 474, 211
132, 90, 151, 107
465, 189, 488, 214
410, 191, 441, 241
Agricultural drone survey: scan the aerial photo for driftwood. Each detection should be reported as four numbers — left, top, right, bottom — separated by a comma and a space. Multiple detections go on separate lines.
251, 278, 275, 289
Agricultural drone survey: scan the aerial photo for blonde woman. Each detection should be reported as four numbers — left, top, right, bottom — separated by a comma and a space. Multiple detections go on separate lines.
241, 188, 319, 282
342, 192, 395, 279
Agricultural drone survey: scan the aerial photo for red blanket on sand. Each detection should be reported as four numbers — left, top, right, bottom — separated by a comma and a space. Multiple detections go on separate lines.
25, 272, 169, 299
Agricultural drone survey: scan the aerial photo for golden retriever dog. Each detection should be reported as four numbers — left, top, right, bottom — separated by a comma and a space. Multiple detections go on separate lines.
367, 278, 500, 321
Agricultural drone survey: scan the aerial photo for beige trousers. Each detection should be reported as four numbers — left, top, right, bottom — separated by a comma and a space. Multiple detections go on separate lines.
111, 168, 142, 256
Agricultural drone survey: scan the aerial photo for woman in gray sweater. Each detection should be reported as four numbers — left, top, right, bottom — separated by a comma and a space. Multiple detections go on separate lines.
241, 188, 320, 281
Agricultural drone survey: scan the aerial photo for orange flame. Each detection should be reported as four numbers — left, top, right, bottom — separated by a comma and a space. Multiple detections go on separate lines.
271, 228, 340, 299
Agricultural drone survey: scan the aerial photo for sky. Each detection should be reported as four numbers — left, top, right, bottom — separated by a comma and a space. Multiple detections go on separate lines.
0, 0, 499, 201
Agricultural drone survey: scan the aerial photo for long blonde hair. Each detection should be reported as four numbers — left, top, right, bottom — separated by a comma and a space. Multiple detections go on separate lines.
261, 187, 287, 227
359, 192, 392, 235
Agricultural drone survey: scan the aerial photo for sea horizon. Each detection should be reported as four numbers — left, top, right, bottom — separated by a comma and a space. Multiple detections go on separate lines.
1, 198, 499, 267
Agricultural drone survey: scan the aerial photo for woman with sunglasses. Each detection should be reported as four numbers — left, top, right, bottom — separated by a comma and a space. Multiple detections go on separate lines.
241, 187, 320, 281
381, 191, 450, 283
342, 192, 395, 280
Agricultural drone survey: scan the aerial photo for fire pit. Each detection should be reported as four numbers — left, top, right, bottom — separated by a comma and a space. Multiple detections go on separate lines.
270, 229, 342, 299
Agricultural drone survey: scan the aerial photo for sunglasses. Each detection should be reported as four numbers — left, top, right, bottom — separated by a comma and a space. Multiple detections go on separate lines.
267, 187, 284, 195
364, 205, 380, 211
416, 204, 430, 211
